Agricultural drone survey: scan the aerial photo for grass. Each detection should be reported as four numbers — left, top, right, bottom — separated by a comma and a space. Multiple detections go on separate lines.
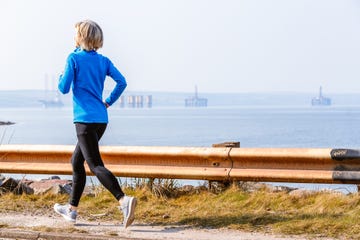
1, 183, 360, 239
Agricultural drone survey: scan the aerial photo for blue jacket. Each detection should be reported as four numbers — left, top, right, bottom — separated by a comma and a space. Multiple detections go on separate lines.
58, 48, 127, 123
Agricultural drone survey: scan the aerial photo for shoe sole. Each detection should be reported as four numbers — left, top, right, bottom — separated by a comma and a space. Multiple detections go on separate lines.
124, 198, 137, 228
54, 204, 76, 223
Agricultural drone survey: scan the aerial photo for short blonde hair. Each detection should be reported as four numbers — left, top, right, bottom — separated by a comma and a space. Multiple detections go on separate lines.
75, 20, 103, 51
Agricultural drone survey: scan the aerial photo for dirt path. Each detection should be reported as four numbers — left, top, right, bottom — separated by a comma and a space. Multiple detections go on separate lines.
0, 213, 334, 240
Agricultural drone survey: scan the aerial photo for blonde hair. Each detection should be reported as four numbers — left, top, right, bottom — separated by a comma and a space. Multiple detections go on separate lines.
75, 20, 103, 51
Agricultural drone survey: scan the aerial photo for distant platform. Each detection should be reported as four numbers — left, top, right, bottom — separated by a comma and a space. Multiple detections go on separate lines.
185, 86, 208, 107
311, 86, 331, 106
185, 97, 208, 107
119, 95, 152, 108
38, 99, 64, 108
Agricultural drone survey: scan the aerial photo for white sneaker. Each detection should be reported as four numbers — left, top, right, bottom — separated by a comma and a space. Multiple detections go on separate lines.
54, 203, 77, 222
119, 196, 137, 228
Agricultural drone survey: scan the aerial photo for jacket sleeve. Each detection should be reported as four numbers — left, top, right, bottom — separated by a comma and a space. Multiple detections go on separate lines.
58, 54, 76, 94
104, 59, 127, 106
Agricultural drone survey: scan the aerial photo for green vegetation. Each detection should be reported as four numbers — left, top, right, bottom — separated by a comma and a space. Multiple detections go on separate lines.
1, 183, 360, 239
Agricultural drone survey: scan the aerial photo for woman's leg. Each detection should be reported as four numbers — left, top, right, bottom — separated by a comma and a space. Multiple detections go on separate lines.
75, 123, 125, 201
54, 142, 84, 222
69, 143, 86, 207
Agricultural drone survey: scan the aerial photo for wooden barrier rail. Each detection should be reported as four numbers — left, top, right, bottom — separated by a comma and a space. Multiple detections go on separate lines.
1, 145, 360, 184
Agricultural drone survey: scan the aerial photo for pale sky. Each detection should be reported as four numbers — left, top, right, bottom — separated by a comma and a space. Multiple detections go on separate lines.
1, 0, 360, 93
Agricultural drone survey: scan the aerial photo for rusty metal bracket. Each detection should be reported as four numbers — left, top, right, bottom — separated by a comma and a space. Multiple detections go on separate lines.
226, 146, 234, 180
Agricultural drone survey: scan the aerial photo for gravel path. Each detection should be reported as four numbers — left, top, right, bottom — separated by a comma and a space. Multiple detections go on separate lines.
0, 213, 334, 240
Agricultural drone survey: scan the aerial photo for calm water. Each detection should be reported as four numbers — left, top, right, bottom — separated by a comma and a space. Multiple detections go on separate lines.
1, 105, 360, 192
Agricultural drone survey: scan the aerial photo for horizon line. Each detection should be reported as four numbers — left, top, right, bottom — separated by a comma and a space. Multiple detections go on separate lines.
1, 89, 360, 95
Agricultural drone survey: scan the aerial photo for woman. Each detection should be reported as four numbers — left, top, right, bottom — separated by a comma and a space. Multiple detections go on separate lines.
54, 20, 136, 229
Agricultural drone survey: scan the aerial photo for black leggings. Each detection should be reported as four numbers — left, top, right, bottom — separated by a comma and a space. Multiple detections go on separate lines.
70, 123, 124, 207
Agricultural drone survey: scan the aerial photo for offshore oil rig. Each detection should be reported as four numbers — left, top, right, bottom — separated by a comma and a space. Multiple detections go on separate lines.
311, 86, 331, 106
118, 95, 152, 108
185, 86, 208, 107
38, 74, 64, 108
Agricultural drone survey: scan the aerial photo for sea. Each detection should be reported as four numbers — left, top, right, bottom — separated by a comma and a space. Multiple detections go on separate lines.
1, 90, 360, 193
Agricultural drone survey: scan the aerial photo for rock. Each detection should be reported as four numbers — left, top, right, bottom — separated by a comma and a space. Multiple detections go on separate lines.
288, 189, 316, 198
194, 185, 208, 193
236, 181, 269, 192
0, 121, 15, 125
28, 179, 72, 195
319, 189, 345, 195
0, 177, 34, 195
18, 182, 34, 194
49, 176, 61, 180
208, 180, 231, 193
176, 185, 209, 195
0, 177, 19, 192
0, 177, 95, 196
267, 185, 298, 193
178, 185, 195, 193
46, 184, 70, 195
0, 174, 4, 186
83, 186, 96, 197
41, 176, 61, 181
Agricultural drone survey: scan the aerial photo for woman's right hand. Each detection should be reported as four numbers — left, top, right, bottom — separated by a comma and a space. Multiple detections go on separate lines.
104, 102, 110, 108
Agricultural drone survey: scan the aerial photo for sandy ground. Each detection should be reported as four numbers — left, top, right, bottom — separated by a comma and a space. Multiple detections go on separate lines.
0, 212, 335, 240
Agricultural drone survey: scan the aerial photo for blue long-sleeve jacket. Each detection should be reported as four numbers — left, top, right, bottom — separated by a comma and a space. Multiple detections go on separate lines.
58, 48, 127, 123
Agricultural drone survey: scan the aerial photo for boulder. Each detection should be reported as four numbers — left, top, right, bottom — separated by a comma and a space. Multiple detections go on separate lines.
0, 121, 15, 125
289, 189, 316, 198
0, 174, 4, 186
267, 185, 298, 193
0, 177, 18, 192
236, 181, 269, 192
0, 177, 34, 195
28, 179, 72, 195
